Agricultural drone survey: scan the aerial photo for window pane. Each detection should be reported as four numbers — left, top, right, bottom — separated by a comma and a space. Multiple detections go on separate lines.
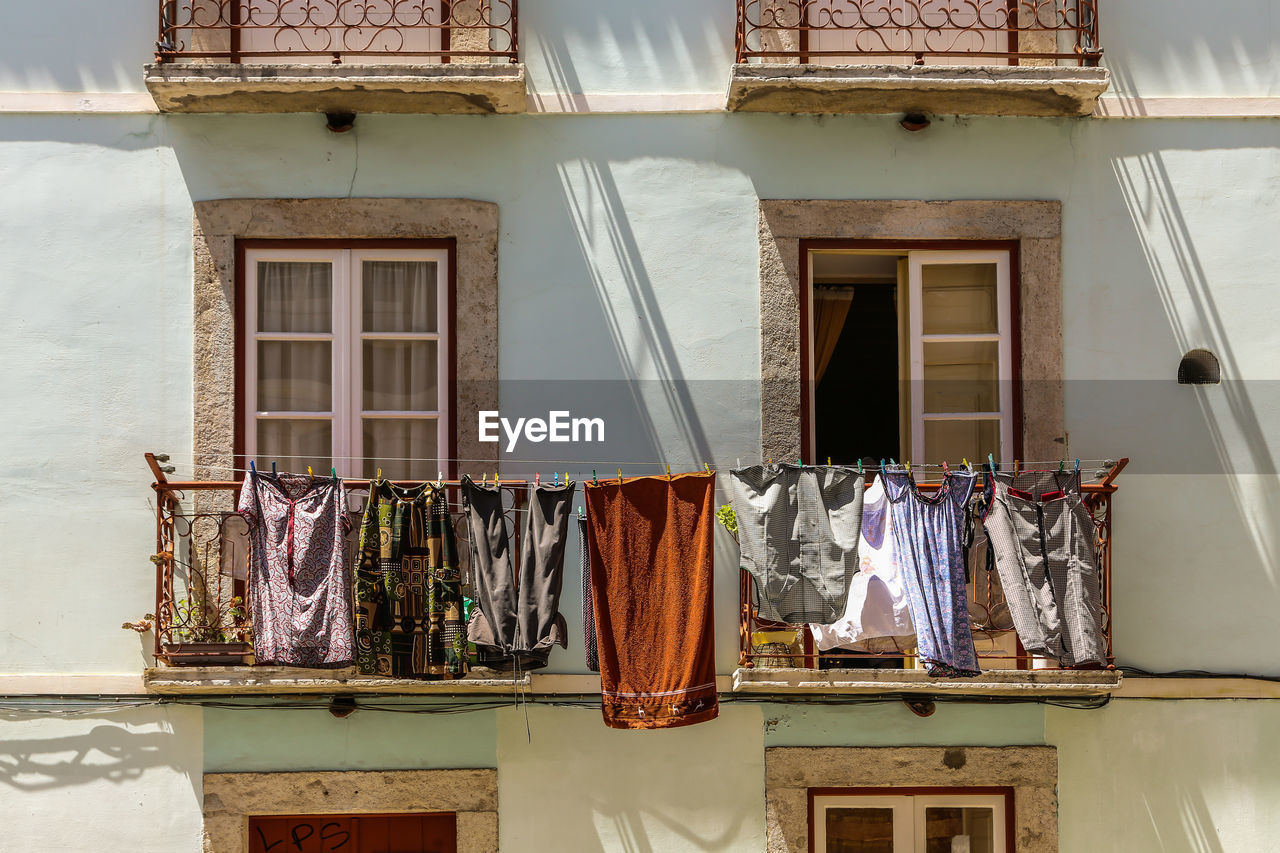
258, 341, 331, 411
363, 340, 439, 411
923, 341, 1000, 413
363, 418, 438, 481
924, 419, 1002, 464
925, 806, 995, 853
255, 419, 331, 473
825, 807, 894, 853
257, 261, 332, 333
922, 263, 998, 335
362, 260, 438, 333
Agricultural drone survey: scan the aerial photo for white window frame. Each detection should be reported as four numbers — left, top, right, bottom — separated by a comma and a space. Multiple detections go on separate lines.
244, 246, 450, 478
812, 791, 1008, 853
805, 248, 1014, 463
908, 250, 1014, 464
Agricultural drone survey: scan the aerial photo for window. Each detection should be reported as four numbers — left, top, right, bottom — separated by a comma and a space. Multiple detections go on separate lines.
248, 812, 456, 853
811, 789, 1011, 853
806, 247, 1015, 466
242, 243, 451, 480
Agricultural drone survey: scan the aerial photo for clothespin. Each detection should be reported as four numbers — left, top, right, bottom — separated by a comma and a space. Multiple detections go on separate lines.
535, 472, 540, 487
857, 459, 862, 474
592, 469, 598, 484
565, 472, 569, 485
553, 472, 558, 486
880, 458, 886, 471
704, 463, 711, 474
666, 463, 672, 480
988, 453, 996, 472
331, 467, 337, 480
962, 457, 969, 471
797, 457, 803, 466
1058, 459, 1065, 473
1074, 458, 1081, 474
578, 506, 584, 518
827, 456, 832, 466
271, 461, 277, 476
767, 457, 772, 466
377, 467, 383, 481
437, 470, 443, 483
942, 460, 950, 474
494, 471, 499, 486
307, 465, 313, 478
481, 472, 486, 486
736, 458, 741, 469
618, 468, 623, 485
1014, 459, 1021, 476
249, 460, 257, 474
906, 460, 911, 475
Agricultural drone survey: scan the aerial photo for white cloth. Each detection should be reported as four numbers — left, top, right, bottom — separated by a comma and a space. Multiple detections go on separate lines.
810, 475, 916, 653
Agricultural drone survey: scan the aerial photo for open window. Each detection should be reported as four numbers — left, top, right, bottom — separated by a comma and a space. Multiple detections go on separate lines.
806, 246, 1016, 467
811, 789, 1011, 853
240, 242, 454, 480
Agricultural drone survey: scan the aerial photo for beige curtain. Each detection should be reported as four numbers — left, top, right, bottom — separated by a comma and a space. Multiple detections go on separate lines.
813, 286, 854, 383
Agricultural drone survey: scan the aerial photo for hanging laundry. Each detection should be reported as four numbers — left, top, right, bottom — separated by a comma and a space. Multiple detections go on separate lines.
883, 469, 981, 677
237, 470, 354, 667
810, 474, 916, 654
353, 480, 468, 679
585, 472, 717, 730
729, 464, 865, 624
462, 477, 575, 670
578, 514, 600, 673
982, 468, 1107, 667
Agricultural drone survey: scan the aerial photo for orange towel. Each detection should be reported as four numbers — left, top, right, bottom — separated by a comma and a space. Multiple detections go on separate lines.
584, 472, 718, 730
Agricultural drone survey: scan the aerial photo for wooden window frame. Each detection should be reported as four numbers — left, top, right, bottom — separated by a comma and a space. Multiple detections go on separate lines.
235, 238, 459, 479
807, 786, 1015, 853
799, 238, 1024, 465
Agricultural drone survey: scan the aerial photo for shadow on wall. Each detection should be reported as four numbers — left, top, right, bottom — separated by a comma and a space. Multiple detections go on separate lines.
0, 0, 155, 93
0, 721, 180, 791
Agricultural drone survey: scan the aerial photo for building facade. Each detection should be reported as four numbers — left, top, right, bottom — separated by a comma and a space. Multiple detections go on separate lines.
2, 1, 1280, 850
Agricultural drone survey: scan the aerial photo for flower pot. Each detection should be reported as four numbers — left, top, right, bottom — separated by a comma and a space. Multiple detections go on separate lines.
163, 641, 250, 666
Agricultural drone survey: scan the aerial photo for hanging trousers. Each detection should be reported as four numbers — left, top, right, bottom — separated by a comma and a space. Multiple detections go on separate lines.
462, 477, 575, 670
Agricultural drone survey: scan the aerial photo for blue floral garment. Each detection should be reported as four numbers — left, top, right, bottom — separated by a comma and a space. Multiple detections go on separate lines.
883, 470, 980, 677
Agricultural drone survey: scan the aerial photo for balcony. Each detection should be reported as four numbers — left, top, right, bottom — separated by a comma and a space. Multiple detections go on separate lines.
729, 0, 1109, 116
144, 0, 525, 114
733, 459, 1127, 698
141, 454, 528, 693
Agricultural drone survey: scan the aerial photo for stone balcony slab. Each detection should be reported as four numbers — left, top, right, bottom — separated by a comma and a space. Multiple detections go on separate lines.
732, 667, 1121, 697
727, 64, 1110, 117
144, 63, 526, 114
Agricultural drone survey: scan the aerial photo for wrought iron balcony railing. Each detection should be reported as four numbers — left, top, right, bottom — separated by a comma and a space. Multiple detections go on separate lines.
739, 459, 1126, 672
736, 0, 1101, 66
155, 0, 518, 64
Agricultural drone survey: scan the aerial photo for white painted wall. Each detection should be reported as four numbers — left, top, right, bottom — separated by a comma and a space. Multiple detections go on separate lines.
1050, 700, 1280, 852
496, 704, 766, 851
1, 1, 1278, 99
0, 705, 204, 852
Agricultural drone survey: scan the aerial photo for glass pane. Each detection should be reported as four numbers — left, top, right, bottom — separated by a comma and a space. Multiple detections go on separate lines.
363, 418, 438, 481
257, 341, 331, 411
922, 263, 998, 335
363, 340, 438, 411
825, 808, 894, 853
257, 261, 332, 333
923, 341, 1000, 413
925, 806, 995, 853
255, 419, 332, 473
924, 419, 1002, 464
362, 260, 438, 333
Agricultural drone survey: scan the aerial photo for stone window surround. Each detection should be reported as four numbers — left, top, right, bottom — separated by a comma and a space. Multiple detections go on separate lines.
765, 746, 1058, 853
203, 769, 497, 852
192, 198, 499, 480
757, 199, 1064, 463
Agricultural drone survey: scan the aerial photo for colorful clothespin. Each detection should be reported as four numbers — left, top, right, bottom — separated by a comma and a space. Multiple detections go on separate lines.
535, 472, 540, 487
249, 460, 257, 474
988, 453, 996, 472
554, 472, 559, 486
797, 457, 803, 466
827, 456, 832, 466
437, 470, 443, 483
565, 472, 569, 485
578, 506, 584, 518
880, 458, 886, 471
481, 472, 486, 486
331, 467, 338, 480
618, 468, 623, 484
377, 467, 383, 481
1074, 458, 1081, 474
1014, 459, 1021, 476
962, 457, 969, 471
942, 460, 950, 474
271, 461, 277, 476
592, 469, 598, 484
307, 465, 313, 478
1058, 459, 1066, 473
666, 463, 672, 480
857, 459, 863, 474
906, 460, 911, 475
704, 463, 711, 474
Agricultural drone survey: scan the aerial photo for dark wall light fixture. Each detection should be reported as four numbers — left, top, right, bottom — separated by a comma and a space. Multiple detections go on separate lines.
900, 113, 931, 132
1178, 348, 1222, 385
326, 112, 356, 133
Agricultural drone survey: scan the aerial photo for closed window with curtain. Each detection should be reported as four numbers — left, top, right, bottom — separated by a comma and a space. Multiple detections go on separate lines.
244, 246, 449, 479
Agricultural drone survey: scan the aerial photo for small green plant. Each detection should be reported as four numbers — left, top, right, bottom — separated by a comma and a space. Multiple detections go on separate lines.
715, 504, 738, 537
174, 594, 247, 643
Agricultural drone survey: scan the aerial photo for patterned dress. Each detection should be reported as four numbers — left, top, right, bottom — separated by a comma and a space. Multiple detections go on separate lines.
354, 480, 469, 679
883, 470, 981, 677
237, 471, 355, 668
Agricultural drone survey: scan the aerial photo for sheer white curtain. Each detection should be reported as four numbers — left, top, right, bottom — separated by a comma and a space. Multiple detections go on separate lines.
361, 260, 439, 479
255, 261, 333, 470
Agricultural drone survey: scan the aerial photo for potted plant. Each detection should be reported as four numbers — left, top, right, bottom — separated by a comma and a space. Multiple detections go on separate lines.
161, 594, 252, 666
